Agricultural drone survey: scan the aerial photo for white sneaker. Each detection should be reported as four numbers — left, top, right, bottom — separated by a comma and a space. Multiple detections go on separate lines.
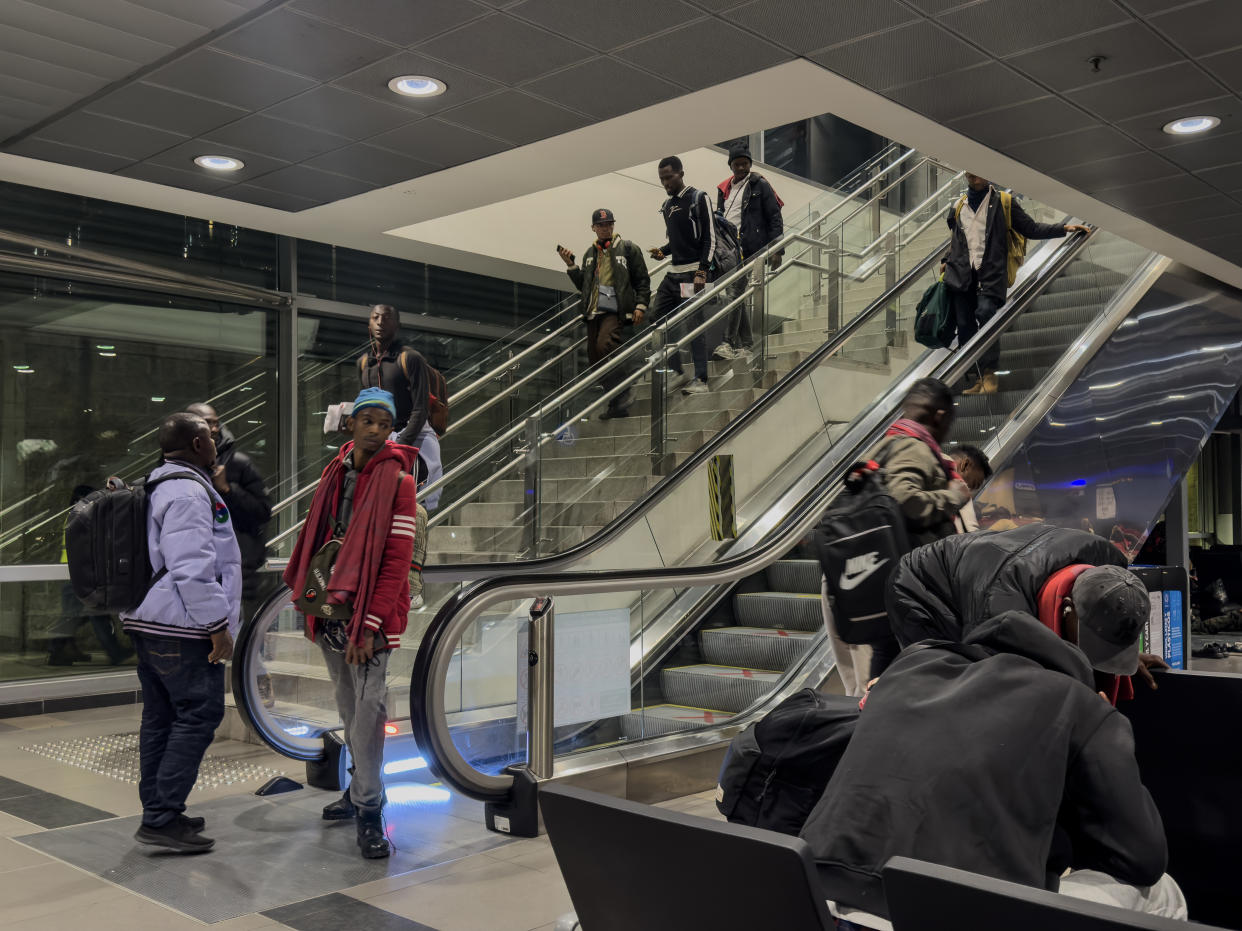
665, 372, 690, 393
712, 342, 738, 360
410, 591, 425, 611
682, 379, 710, 395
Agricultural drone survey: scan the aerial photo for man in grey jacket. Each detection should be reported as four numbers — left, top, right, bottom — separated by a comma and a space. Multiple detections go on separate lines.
122, 412, 241, 853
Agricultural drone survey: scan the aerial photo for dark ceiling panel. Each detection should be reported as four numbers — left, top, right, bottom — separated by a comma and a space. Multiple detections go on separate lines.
511, 0, 702, 51
414, 14, 592, 85
242, 163, 376, 200
1165, 211, 1242, 242
944, 96, 1097, 149
87, 83, 248, 137
1012, 125, 1144, 173
146, 48, 318, 110
369, 117, 512, 167
223, 183, 324, 210
1198, 163, 1242, 195
6, 136, 134, 172
616, 17, 790, 91
116, 160, 236, 193
0, 97, 61, 125
903, 0, 977, 12
1146, 0, 1242, 57
1201, 47, 1242, 95
203, 114, 350, 162
938, 0, 1129, 58
0, 75, 79, 112
0, 25, 138, 81
887, 61, 1045, 124
305, 143, 438, 185
1141, 194, 1242, 225
809, 19, 985, 93
37, 111, 186, 160
1066, 61, 1227, 122
34, 0, 206, 47
264, 86, 416, 139
147, 140, 289, 182
1113, 95, 1239, 149
289, 0, 490, 46
125, 0, 260, 30
441, 90, 589, 146
331, 50, 503, 117
1157, 130, 1242, 173
1122, 0, 1204, 13
726, 0, 917, 56
1004, 21, 1183, 94
211, 9, 396, 81
523, 57, 684, 120
1054, 150, 1182, 194
1101, 172, 1219, 211
0, 1, 173, 64
0, 50, 113, 96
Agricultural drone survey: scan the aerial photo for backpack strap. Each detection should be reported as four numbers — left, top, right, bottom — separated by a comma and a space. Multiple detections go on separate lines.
397, 348, 412, 381
145, 469, 219, 509
998, 189, 1013, 230
953, 193, 967, 225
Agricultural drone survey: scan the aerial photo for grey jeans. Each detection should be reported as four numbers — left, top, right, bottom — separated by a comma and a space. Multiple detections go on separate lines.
319, 640, 390, 813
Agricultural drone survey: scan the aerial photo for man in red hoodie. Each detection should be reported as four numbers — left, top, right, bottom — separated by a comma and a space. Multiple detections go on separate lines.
284, 387, 417, 859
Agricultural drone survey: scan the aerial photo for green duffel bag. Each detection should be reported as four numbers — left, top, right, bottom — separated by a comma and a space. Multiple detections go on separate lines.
914, 277, 955, 349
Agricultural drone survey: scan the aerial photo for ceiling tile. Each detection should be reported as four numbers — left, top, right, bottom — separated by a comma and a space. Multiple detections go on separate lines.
945, 96, 1097, 148
1004, 21, 1183, 93
33, 0, 207, 47
523, 57, 684, 120
369, 117, 511, 167
1140, 194, 1242, 224
125, 0, 258, 31
809, 19, 986, 92
146, 140, 289, 182
886, 61, 1045, 123
939, 0, 1129, 57
331, 50, 502, 117
146, 48, 317, 110
203, 114, 351, 162
1147, 0, 1242, 57
1198, 163, 1242, 194
221, 183, 325, 210
0, 1, 172, 64
212, 8, 397, 81
305, 143, 439, 185
0, 73, 79, 111
38, 111, 186, 160
1113, 95, 1240, 148
510, 0, 701, 51
1099, 172, 1218, 210
1164, 211, 1242, 241
264, 86, 416, 139
4, 136, 134, 172
243, 164, 376, 200
616, 18, 790, 91
0, 25, 137, 81
440, 90, 589, 145
1012, 125, 1143, 172
682, 0, 749, 9
87, 83, 248, 137
727, 0, 917, 55
1055, 150, 1182, 193
1158, 130, 1242, 173
290, 0, 490, 46
904, 0, 976, 11
115, 160, 236, 193
1066, 61, 1226, 122
414, 14, 593, 84
0, 50, 112, 96
0, 96, 57, 126
1201, 47, 1242, 94
1122, 0, 1203, 12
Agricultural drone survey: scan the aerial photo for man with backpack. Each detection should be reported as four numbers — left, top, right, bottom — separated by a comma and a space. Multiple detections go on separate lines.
648, 155, 717, 396
284, 387, 417, 859
943, 174, 1088, 395
714, 145, 784, 361
558, 207, 651, 419
120, 412, 241, 853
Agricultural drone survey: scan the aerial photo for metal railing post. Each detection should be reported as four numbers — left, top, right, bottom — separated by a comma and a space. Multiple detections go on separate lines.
827, 231, 841, 332
870, 177, 882, 242
522, 414, 542, 557
754, 258, 768, 379
809, 210, 823, 304
884, 231, 898, 342
526, 596, 555, 780
649, 329, 669, 474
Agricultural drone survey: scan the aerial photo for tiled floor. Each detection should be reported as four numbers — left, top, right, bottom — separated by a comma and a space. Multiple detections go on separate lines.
0, 704, 720, 930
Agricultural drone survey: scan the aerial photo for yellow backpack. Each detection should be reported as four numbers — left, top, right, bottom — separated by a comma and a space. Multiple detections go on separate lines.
955, 189, 1026, 286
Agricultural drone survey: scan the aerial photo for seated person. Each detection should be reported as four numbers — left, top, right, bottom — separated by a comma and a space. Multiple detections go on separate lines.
886, 523, 1167, 700
800, 609, 1186, 926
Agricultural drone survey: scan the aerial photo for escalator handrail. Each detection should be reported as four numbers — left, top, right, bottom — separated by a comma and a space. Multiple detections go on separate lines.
408, 224, 1094, 802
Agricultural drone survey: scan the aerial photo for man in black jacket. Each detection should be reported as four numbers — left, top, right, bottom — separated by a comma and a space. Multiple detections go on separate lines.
944, 174, 1088, 395
649, 155, 715, 396
800, 610, 1186, 923
559, 208, 651, 418
714, 146, 783, 361
358, 304, 432, 447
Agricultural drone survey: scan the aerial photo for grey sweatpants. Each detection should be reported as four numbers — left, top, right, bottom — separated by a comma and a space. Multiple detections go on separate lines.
319, 640, 390, 813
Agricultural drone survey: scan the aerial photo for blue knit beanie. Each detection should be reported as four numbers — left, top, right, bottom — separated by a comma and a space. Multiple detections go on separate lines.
352, 387, 396, 419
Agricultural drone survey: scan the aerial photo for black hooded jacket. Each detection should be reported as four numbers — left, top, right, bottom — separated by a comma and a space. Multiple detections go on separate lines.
799, 611, 1167, 919
716, 173, 784, 259
886, 523, 1127, 648
214, 427, 272, 577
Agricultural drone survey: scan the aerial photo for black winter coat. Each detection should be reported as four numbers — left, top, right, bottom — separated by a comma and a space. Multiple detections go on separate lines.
214, 428, 272, 578
942, 187, 1066, 301
716, 174, 784, 259
886, 523, 1127, 648
800, 611, 1167, 919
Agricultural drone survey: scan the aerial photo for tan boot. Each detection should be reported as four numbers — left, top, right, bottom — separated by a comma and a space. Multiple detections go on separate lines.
961, 380, 985, 396
979, 372, 999, 395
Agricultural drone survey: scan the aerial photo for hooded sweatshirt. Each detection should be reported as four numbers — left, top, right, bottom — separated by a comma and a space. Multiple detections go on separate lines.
800, 611, 1167, 919
213, 426, 272, 577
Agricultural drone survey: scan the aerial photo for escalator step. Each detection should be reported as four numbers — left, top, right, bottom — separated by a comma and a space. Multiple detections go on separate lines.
701, 627, 816, 670
617, 704, 734, 741
661, 664, 782, 713
765, 559, 822, 594
733, 591, 823, 631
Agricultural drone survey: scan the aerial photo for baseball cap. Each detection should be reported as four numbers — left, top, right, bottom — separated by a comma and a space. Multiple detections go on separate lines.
352, 386, 396, 419
1071, 566, 1149, 675
591, 208, 615, 225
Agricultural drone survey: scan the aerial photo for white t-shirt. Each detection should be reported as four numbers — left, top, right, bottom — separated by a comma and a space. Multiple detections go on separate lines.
960, 189, 992, 271
723, 177, 749, 230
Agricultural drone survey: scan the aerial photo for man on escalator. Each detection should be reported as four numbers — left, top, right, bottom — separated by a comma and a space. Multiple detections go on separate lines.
942, 174, 1088, 395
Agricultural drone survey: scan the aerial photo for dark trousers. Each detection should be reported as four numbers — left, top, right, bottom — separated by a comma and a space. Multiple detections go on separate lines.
586, 311, 629, 405
868, 635, 901, 680
134, 634, 224, 827
950, 270, 1004, 375
649, 272, 709, 381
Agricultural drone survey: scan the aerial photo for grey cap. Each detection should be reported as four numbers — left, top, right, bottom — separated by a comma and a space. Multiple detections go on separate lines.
1071, 566, 1149, 676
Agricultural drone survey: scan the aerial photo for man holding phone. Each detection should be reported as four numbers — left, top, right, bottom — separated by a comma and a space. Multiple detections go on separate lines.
558, 208, 651, 419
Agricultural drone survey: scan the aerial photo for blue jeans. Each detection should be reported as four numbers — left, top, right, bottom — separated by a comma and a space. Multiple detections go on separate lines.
134, 634, 224, 827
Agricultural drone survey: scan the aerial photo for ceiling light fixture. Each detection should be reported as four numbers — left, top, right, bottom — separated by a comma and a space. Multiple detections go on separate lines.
1162, 115, 1220, 136
194, 155, 245, 171
388, 75, 447, 98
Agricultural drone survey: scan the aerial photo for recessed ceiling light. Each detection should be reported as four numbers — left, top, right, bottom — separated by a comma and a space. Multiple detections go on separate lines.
388, 75, 447, 98
195, 155, 245, 171
1162, 116, 1220, 136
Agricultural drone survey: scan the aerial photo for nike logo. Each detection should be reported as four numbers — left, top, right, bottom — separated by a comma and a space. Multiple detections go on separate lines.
838, 552, 889, 591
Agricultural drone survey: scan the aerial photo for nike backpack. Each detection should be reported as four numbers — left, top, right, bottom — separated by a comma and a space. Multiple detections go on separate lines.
65, 471, 215, 612
813, 450, 912, 644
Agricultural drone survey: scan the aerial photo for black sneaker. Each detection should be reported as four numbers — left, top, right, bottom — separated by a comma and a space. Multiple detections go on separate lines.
357, 812, 390, 859
135, 820, 214, 853
322, 789, 356, 821
178, 814, 206, 833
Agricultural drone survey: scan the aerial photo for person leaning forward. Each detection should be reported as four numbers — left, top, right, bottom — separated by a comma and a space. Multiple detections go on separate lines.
558, 208, 651, 419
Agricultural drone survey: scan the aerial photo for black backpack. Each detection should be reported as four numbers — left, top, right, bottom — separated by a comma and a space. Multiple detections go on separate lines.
716, 689, 859, 836
813, 448, 912, 644
65, 470, 216, 612
681, 187, 742, 282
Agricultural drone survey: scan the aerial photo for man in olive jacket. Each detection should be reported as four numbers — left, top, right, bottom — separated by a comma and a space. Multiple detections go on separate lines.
558, 208, 651, 419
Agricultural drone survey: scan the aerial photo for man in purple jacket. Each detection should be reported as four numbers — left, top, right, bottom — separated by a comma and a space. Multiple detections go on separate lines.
121, 412, 241, 853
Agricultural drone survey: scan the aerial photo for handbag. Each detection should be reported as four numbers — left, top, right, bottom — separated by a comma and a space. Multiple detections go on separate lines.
293, 537, 354, 621
913, 277, 955, 349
